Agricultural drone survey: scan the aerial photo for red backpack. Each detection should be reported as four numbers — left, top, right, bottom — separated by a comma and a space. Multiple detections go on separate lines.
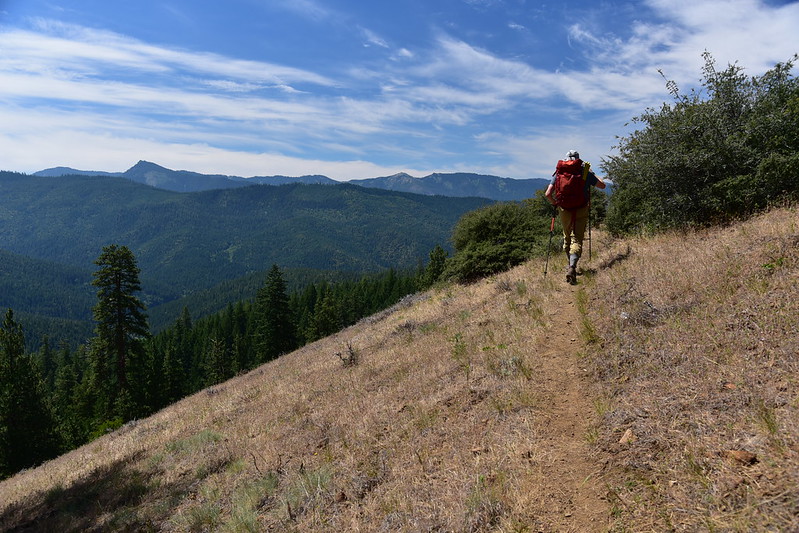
553, 158, 589, 209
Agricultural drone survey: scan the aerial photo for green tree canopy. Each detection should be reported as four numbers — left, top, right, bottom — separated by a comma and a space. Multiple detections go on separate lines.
603, 53, 799, 234
253, 265, 298, 363
444, 201, 547, 282
0, 309, 59, 478
89, 244, 150, 422
421, 244, 449, 288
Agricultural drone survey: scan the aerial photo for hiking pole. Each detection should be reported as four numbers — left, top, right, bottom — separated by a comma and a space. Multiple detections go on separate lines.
544, 205, 556, 276
588, 188, 592, 263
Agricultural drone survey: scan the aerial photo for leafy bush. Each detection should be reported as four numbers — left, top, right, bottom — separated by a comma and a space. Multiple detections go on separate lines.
603, 53, 799, 234
442, 189, 608, 283
444, 201, 547, 282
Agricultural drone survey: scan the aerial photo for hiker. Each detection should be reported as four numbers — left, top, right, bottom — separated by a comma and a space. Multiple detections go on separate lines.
545, 150, 606, 284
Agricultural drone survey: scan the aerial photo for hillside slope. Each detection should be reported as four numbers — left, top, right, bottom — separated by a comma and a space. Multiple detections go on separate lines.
585, 205, 799, 531
1, 206, 796, 531
0, 254, 609, 531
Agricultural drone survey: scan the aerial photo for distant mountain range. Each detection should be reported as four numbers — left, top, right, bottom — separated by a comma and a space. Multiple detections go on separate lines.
6, 161, 547, 347
33, 161, 549, 201
34, 161, 337, 192
349, 172, 548, 201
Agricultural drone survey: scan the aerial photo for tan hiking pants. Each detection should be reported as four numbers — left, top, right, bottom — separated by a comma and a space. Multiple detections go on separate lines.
559, 204, 589, 257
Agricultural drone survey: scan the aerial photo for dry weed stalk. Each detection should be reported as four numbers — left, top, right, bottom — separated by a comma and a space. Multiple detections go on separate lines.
335, 340, 359, 367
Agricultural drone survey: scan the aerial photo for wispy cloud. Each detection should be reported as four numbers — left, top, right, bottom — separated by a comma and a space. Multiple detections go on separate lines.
360, 27, 389, 48
11, 21, 336, 87
570, 0, 798, 82
269, 0, 334, 23
0, 0, 794, 179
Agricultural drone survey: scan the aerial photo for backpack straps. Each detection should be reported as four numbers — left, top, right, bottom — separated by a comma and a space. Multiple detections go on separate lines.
582, 162, 591, 203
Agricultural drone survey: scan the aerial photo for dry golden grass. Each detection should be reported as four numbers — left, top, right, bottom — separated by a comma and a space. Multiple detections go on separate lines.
0, 252, 609, 532
1, 205, 796, 532
586, 205, 799, 531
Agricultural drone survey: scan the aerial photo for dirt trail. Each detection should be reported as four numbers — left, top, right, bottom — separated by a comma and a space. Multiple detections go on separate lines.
529, 280, 609, 532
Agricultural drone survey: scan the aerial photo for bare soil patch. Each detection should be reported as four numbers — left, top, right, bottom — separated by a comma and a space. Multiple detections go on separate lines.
524, 281, 610, 532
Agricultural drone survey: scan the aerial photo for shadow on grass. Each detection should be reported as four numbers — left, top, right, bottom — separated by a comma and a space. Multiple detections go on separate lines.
598, 243, 632, 270
0, 453, 187, 532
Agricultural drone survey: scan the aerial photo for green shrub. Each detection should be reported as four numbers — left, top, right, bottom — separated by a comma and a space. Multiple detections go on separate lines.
444, 202, 546, 282
604, 53, 799, 234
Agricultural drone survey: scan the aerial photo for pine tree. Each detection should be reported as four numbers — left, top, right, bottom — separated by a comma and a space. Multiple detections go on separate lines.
159, 343, 183, 407
0, 309, 60, 478
311, 289, 341, 340
89, 245, 150, 424
34, 336, 56, 393
291, 283, 319, 344
253, 265, 298, 363
422, 245, 448, 288
51, 343, 89, 448
204, 338, 232, 385
172, 306, 194, 390
230, 301, 252, 373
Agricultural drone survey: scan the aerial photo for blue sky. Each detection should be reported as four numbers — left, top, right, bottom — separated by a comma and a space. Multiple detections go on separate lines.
1, 0, 797, 180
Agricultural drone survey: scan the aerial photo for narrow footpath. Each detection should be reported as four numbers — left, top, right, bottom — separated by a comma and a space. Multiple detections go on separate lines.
529, 280, 610, 532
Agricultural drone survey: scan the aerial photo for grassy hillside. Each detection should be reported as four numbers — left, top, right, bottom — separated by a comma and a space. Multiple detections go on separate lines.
585, 205, 799, 531
0, 206, 795, 531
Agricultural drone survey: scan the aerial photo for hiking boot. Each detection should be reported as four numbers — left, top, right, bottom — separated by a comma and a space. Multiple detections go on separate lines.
566, 265, 577, 285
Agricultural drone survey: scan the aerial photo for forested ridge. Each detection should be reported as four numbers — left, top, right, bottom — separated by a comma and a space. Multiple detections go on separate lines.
0, 249, 93, 323
0, 174, 491, 295
35, 160, 549, 199
0, 175, 491, 346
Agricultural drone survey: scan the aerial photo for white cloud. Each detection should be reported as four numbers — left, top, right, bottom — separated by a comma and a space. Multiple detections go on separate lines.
662, 0, 798, 72
462, 0, 502, 7
395, 48, 414, 60
570, 0, 798, 89
0, 128, 432, 181
361, 27, 389, 48
3, 23, 336, 87
398, 34, 660, 117
0, 0, 795, 180
471, 115, 629, 180
270, 0, 333, 23
202, 80, 266, 93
